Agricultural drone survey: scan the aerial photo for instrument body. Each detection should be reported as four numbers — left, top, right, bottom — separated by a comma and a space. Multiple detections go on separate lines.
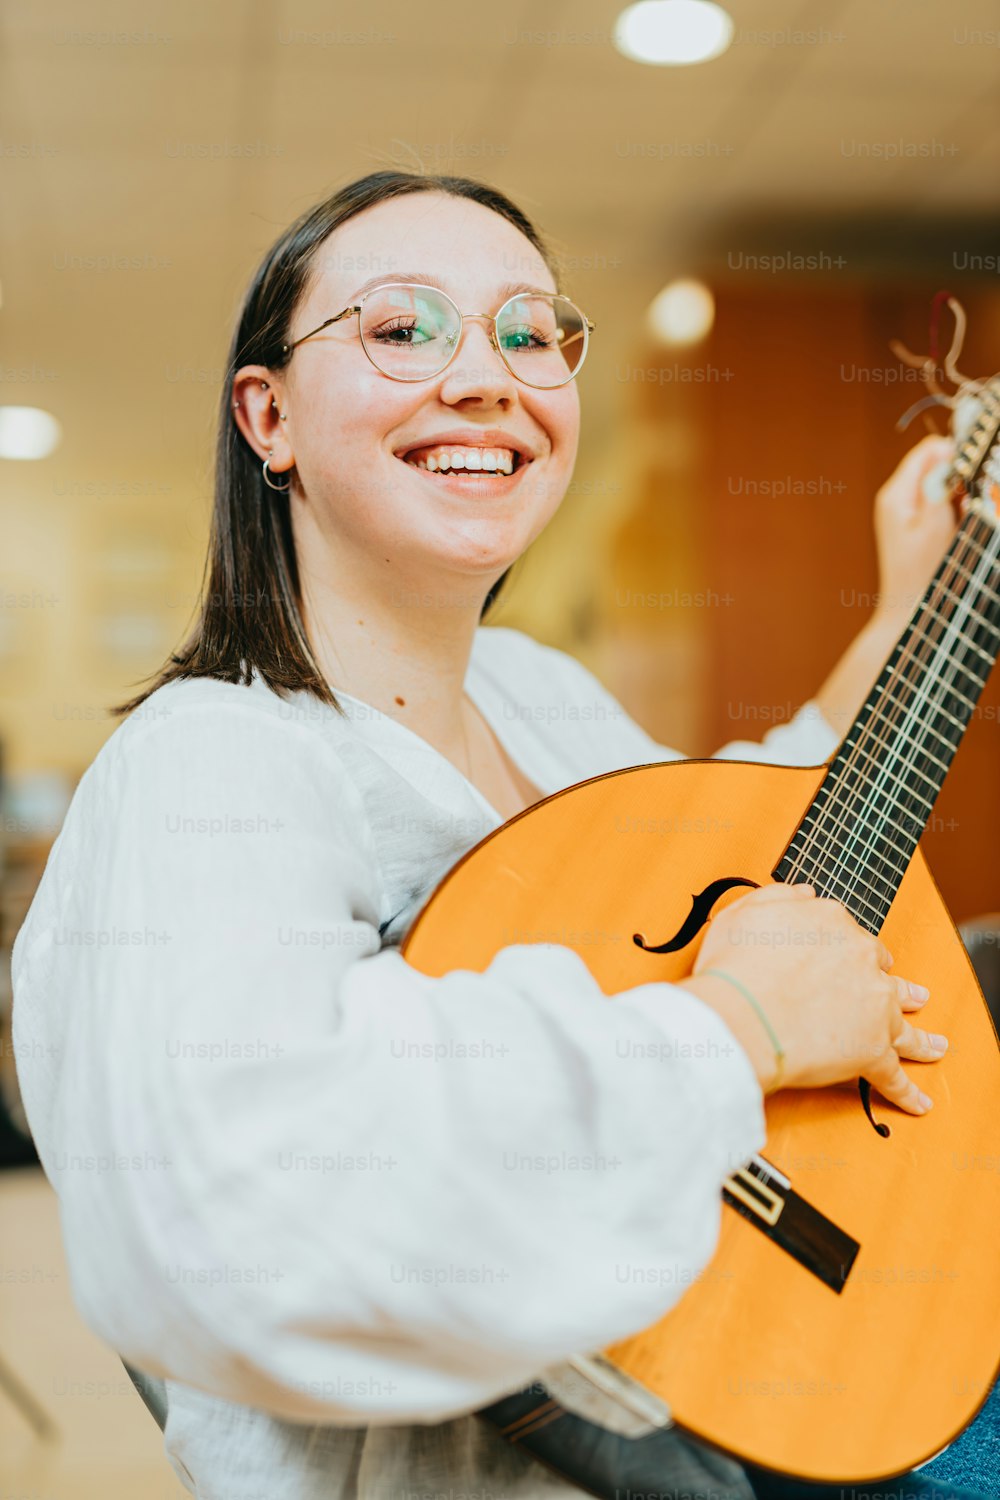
402, 755, 1000, 1483
404, 365, 1000, 1485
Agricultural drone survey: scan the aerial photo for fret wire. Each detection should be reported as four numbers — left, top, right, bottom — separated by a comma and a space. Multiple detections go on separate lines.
789, 518, 1000, 906
827, 840, 906, 894
784, 843, 892, 928
918, 604, 994, 665
788, 837, 912, 894
857, 707, 958, 758
936, 680, 982, 712
932, 702, 973, 733
827, 745, 936, 807
779, 834, 892, 923
817, 676, 964, 893
936, 578, 1000, 633
898, 626, 989, 686
802, 765, 930, 840
791, 812, 915, 873
797, 800, 918, 862
785, 851, 888, 925
836, 737, 941, 793
829, 756, 935, 811
797, 799, 923, 850
811, 784, 925, 875
797, 786, 923, 846
958, 523, 999, 566
801, 875, 887, 931
948, 554, 1000, 609
897, 740, 949, 774
797, 826, 906, 892
856, 685, 963, 753
804, 534, 999, 904
827, 516, 995, 822
804, 799, 924, 878
787, 514, 998, 890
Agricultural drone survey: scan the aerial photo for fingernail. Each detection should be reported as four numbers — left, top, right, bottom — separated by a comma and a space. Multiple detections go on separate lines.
907, 981, 930, 1002
918, 1091, 934, 1111
929, 1033, 948, 1053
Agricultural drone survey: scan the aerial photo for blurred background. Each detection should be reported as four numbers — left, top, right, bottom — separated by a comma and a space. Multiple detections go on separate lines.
1, 1, 999, 1494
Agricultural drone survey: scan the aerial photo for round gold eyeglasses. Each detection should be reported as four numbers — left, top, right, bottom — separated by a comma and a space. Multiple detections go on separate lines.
282, 281, 594, 389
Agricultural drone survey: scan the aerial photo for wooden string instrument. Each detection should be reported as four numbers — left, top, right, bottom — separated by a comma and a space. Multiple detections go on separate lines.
401, 380, 1000, 1488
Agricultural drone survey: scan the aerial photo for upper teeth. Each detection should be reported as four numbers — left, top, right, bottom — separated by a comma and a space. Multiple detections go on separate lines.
404, 446, 517, 474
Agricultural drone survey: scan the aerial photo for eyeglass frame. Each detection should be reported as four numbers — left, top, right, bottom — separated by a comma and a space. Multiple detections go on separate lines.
280, 281, 595, 389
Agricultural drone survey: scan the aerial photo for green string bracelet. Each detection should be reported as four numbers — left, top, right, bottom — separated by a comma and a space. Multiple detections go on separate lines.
699, 969, 786, 1092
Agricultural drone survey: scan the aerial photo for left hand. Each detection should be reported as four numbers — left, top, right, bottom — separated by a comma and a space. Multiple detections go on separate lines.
872, 434, 959, 631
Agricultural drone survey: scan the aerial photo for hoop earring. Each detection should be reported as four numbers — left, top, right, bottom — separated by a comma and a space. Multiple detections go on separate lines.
262, 453, 291, 492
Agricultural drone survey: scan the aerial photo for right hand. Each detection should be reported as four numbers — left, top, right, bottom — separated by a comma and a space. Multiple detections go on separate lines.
684, 882, 947, 1115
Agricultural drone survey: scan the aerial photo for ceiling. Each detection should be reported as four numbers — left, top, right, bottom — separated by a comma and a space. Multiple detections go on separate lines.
2, 0, 999, 465
1, 0, 999, 775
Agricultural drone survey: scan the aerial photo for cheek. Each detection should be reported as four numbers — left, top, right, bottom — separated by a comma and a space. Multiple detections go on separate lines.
545, 387, 580, 460
292, 368, 405, 477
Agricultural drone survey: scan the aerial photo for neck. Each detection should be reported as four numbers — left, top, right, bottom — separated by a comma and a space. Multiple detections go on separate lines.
775, 505, 1000, 932
292, 515, 500, 757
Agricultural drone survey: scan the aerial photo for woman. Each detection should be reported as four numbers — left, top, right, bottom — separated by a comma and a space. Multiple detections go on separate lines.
11, 171, 990, 1500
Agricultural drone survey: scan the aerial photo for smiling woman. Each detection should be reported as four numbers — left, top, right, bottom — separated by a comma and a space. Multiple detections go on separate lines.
10, 171, 991, 1500
111, 172, 591, 817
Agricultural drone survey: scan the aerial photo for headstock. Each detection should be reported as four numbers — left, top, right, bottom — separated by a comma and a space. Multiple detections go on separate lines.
892, 294, 999, 523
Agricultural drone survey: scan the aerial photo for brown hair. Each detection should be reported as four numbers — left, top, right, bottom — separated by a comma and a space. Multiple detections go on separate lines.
112, 170, 560, 717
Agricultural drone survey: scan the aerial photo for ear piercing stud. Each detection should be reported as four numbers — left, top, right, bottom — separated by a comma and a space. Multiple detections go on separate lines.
231, 392, 284, 417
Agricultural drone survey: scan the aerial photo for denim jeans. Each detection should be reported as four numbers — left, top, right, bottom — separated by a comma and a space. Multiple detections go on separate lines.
745, 1468, 991, 1500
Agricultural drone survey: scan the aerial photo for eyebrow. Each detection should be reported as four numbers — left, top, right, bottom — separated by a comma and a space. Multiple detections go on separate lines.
343, 271, 557, 305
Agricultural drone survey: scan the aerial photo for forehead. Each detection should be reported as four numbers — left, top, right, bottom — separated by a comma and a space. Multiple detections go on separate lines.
303, 191, 556, 311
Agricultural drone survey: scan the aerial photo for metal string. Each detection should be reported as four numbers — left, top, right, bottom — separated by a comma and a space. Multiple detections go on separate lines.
782, 509, 999, 922
785, 511, 996, 911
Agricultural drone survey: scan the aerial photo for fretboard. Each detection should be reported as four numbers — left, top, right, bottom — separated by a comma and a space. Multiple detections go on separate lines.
774, 507, 1000, 933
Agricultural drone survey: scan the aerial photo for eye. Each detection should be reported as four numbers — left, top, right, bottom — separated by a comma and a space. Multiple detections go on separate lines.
369, 317, 437, 347
500, 323, 554, 352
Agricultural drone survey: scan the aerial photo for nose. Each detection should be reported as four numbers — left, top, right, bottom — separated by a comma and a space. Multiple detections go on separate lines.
437, 314, 517, 408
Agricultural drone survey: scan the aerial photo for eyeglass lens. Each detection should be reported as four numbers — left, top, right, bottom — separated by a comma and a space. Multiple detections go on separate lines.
358, 285, 586, 386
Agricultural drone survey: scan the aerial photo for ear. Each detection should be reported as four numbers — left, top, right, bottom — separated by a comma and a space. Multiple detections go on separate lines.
231, 365, 294, 474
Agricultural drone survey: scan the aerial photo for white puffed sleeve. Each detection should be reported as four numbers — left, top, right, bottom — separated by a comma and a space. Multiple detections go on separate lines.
712, 701, 841, 767
12, 697, 764, 1426
490, 630, 842, 775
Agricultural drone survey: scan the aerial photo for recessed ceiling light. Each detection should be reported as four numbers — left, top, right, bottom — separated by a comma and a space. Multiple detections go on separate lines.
0, 405, 62, 460
615, 0, 734, 66
647, 279, 715, 344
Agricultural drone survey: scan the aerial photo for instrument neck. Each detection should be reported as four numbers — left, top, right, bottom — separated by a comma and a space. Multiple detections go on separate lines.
774, 506, 1000, 933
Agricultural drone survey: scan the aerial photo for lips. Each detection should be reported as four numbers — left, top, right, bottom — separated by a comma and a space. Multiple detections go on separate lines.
393, 430, 535, 468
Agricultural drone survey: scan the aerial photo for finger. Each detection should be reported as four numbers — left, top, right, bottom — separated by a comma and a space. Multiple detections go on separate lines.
866, 1054, 934, 1116
876, 939, 895, 971
888, 973, 931, 1011
891, 1016, 948, 1063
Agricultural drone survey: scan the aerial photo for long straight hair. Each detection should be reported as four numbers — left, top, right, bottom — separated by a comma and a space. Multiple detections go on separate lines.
112, 171, 560, 716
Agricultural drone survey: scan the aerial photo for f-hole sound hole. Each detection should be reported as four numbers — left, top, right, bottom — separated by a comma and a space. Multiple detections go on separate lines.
860, 1078, 891, 1138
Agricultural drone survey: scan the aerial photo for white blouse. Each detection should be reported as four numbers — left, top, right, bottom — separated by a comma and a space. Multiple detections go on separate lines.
12, 624, 840, 1498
